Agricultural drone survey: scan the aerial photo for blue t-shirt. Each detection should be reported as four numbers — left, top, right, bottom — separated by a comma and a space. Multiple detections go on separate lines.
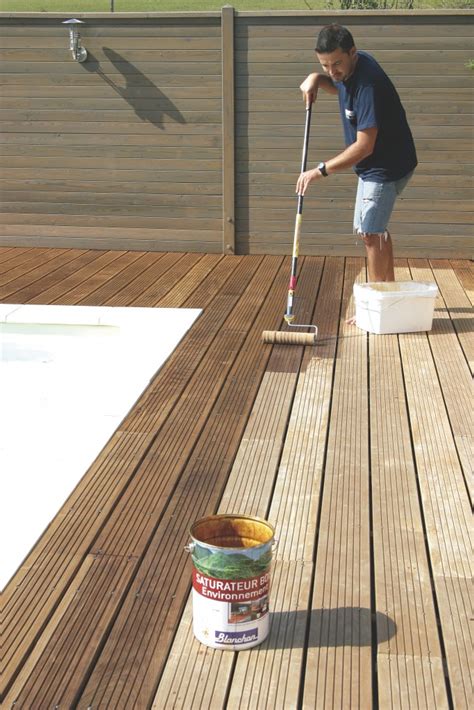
336, 51, 417, 182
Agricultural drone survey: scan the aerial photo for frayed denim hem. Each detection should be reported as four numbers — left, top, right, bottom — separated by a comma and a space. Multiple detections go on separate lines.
354, 229, 389, 250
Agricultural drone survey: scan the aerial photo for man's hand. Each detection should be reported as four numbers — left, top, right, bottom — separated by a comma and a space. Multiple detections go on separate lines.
296, 167, 322, 196
300, 73, 319, 107
300, 72, 338, 105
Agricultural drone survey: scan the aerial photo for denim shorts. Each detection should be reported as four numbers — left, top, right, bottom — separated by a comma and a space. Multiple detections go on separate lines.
353, 171, 414, 236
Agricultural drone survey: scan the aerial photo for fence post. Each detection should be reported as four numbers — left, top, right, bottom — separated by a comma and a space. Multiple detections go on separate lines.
221, 5, 236, 255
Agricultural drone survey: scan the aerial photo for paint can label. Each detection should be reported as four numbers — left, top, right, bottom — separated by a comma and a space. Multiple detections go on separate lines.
193, 569, 270, 602
188, 515, 274, 650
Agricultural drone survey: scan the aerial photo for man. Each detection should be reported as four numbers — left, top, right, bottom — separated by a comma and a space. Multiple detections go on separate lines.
296, 24, 417, 295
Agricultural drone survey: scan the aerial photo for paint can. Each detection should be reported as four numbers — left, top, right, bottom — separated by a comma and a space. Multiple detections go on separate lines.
186, 514, 275, 650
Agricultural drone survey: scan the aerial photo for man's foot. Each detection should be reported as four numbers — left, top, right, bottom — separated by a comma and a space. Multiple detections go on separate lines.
345, 315, 357, 326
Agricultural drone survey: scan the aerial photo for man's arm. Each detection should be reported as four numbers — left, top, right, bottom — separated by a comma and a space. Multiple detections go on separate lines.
300, 72, 338, 103
296, 127, 378, 195
325, 127, 377, 173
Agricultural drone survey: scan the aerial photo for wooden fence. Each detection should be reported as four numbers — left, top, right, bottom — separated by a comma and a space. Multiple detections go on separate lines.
0, 10, 472, 257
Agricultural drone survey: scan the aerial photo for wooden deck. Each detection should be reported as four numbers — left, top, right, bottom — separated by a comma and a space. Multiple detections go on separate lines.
1, 248, 472, 709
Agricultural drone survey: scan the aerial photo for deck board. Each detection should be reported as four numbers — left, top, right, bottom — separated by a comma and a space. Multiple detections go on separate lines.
77, 252, 164, 306
370, 322, 448, 708
232, 258, 340, 708
304, 257, 372, 710
152, 257, 323, 708
0, 247, 70, 293
0, 247, 21, 263
450, 260, 474, 306
0, 247, 51, 276
399, 324, 471, 709
430, 258, 474, 374
1, 248, 472, 709
3, 254, 255, 700
409, 259, 473, 503
78, 256, 290, 708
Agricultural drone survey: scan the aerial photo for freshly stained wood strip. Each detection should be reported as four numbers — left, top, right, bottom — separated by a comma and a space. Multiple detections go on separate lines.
7, 256, 279, 705
24, 250, 126, 305
0, 247, 51, 276
156, 253, 223, 308
31, 257, 287, 706
2, 430, 155, 700
9, 553, 140, 708
0, 248, 68, 290
96, 252, 181, 308
121, 256, 259, 435
77, 251, 164, 306
43, 250, 146, 304
0, 246, 27, 262
128, 253, 204, 307
6, 250, 98, 303
1, 251, 102, 301
1, 253, 251, 698
2, 556, 96, 709
57, 252, 182, 306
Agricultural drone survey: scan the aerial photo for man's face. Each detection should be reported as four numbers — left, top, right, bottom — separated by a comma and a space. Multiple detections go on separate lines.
316, 46, 357, 83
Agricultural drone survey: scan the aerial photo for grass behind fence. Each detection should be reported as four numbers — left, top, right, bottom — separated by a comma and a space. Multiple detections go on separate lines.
1, 1, 470, 12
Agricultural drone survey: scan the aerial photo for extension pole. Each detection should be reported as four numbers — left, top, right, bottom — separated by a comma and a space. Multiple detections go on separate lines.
262, 103, 318, 346
285, 102, 312, 325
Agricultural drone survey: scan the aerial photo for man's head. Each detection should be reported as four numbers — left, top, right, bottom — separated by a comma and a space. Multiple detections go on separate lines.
315, 24, 358, 83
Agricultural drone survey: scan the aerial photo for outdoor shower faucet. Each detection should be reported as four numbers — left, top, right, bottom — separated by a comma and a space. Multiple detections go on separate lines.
63, 19, 88, 63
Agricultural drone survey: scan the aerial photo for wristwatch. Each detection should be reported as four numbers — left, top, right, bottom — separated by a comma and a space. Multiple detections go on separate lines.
317, 161, 328, 177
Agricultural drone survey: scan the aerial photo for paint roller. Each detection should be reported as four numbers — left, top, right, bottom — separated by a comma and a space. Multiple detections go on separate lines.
262, 103, 318, 347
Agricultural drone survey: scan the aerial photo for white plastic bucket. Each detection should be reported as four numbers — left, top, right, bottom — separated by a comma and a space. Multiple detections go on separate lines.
187, 514, 275, 650
354, 281, 438, 334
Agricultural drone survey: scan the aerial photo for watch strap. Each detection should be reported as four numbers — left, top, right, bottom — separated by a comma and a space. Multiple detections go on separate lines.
318, 162, 328, 177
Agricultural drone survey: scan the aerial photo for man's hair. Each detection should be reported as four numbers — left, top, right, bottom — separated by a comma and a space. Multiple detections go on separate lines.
315, 24, 355, 54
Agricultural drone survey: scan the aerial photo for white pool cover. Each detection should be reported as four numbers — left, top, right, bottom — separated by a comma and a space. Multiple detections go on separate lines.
0, 304, 201, 589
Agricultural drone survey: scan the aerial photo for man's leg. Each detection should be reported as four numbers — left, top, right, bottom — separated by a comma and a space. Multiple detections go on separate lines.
345, 231, 395, 324
362, 231, 395, 282
349, 172, 414, 324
